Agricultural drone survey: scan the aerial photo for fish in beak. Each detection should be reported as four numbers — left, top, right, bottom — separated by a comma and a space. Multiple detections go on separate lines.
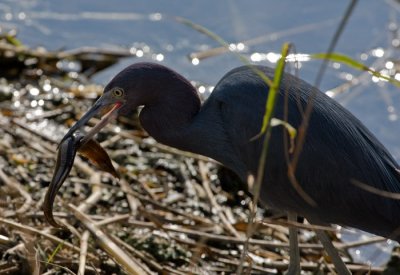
44, 93, 123, 227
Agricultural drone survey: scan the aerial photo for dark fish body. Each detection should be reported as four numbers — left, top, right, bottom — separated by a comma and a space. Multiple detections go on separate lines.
43, 133, 80, 227
43, 133, 118, 227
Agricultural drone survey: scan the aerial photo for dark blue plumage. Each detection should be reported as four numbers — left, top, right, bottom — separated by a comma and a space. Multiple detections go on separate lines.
210, 65, 400, 239
62, 62, 400, 240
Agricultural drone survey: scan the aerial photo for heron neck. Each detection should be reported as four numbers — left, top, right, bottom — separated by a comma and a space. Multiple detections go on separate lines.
140, 96, 248, 181
139, 83, 200, 143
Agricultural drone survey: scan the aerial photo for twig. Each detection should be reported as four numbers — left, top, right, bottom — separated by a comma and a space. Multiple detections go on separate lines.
187, 18, 337, 61
288, 0, 359, 187
0, 218, 95, 259
67, 204, 148, 275
77, 231, 90, 275
125, 220, 323, 250
261, 217, 336, 232
95, 213, 131, 226
118, 178, 141, 214
117, 128, 216, 163
111, 174, 215, 225
352, 179, 400, 200
73, 157, 96, 178
0, 167, 33, 214
219, 256, 383, 273
77, 173, 102, 213
198, 161, 241, 238
110, 234, 163, 273
11, 118, 58, 145
38, 260, 77, 275
0, 43, 132, 59
180, 161, 198, 198
163, 266, 190, 275
64, 175, 215, 226
338, 236, 386, 249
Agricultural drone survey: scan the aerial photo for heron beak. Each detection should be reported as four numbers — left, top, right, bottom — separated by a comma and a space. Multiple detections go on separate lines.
60, 95, 123, 146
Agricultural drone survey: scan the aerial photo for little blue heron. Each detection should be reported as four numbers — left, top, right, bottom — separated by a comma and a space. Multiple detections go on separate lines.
61, 62, 400, 273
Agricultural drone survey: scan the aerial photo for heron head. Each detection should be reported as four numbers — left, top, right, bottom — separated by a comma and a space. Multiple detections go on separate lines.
58, 62, 156, 145
59, 84, 128, 146
59, 62, 195, 146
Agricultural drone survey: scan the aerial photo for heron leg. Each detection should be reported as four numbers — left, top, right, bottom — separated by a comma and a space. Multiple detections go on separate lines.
311, 223, 351, 275
286, 212, 301, 275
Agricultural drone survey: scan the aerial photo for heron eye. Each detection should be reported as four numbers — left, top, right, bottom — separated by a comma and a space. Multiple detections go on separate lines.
111, 87, 124, 98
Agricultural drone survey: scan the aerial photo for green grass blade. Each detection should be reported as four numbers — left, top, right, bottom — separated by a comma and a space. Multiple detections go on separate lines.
311, 52, 400, 87
5, 35, 22, 47
252, 43, 291, 198
271, 118, 297, 151
46, 243, 63, 264
260, 43, 290, 133
175, 16, 274, 87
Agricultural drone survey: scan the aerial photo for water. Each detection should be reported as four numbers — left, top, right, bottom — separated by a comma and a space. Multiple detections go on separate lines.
2, 0, 400, 267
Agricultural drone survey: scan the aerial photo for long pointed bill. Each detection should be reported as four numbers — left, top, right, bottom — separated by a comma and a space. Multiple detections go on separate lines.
59, 97, 122, 146
80, 102, 121, 145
